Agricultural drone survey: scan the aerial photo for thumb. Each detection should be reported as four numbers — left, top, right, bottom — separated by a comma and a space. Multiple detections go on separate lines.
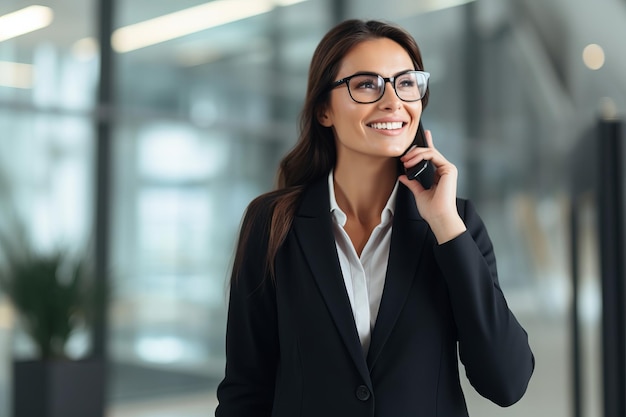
398, 174, 425, 195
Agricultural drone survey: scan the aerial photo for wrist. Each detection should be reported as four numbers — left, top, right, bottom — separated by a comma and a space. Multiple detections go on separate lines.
428, 214, 466, 244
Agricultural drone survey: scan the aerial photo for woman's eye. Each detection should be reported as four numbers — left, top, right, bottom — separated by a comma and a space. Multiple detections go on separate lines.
398, 79, 416, 88
354, 78, 378, 89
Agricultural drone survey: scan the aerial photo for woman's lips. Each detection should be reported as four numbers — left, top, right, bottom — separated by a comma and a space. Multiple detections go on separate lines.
367, 121, 405, 130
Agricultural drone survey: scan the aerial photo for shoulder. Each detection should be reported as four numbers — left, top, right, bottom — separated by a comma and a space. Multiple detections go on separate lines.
455, 198, 482, 226
238, 186, 306, 253
454, 197, 495, 256
244, 188, 300, 225
247, 188, 292, 213
232, 186, 306, 286
455, 198, 472, 216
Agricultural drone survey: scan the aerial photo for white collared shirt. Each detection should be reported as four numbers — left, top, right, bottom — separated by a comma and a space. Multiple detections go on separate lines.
328, 171, 398, 355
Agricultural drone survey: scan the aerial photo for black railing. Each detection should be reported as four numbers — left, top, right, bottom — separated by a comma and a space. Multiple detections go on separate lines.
570, 117, 626, 417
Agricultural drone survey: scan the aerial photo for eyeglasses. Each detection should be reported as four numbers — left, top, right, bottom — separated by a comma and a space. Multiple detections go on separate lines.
329, 70, 430, 104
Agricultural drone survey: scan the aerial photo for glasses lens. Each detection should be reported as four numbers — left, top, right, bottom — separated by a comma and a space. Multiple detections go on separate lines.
347, 74, 384, 103
395, 71, 427, 101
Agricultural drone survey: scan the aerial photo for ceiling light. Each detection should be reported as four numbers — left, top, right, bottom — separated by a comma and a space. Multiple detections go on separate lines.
0, 5, 53, 42
582, 43, 605, 70
0, 61, 34, 89
72, 37, 99, 61
112, 0, 307, 53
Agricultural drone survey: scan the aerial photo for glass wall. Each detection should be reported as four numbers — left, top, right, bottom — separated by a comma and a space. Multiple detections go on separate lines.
1, 1, 626, 416
107, 0, 335, 409
0, 1, 98, 416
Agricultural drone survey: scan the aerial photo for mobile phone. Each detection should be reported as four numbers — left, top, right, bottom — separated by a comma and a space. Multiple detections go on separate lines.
402, 122, 434, 189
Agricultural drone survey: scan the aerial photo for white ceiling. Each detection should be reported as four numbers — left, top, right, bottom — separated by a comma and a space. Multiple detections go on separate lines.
0, 0, 329, 64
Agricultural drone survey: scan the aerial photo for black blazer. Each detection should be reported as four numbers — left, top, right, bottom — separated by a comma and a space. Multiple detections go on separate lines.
216, 178, 534, 417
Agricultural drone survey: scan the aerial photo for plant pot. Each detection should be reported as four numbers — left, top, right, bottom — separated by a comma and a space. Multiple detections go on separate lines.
12, 358, 105, 417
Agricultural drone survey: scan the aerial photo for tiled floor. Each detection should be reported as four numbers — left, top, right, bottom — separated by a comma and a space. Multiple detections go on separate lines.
0, 299, 600, 417
103, 317, 560, 417
107, 315, 574, 417
463, 315, 570, 417
107, 391, 218, 417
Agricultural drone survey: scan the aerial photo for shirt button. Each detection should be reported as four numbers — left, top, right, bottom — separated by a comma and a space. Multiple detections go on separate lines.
355, 385, 371, 401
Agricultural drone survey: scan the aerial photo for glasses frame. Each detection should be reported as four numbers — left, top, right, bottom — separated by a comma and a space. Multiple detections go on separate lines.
329, 70, 430, 104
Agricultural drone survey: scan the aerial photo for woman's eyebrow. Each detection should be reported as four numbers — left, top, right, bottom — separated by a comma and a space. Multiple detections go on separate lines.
349, 69, 415, 77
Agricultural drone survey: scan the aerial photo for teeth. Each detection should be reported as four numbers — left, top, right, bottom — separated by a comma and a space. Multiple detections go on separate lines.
370, 122, 403, 130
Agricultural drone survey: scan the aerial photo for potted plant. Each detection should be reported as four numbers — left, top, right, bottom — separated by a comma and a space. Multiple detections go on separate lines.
0, 224, 106, 417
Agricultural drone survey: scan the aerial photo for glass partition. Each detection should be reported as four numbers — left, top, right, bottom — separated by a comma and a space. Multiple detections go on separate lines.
0, 1, 97, 416
107, 0, 334, 409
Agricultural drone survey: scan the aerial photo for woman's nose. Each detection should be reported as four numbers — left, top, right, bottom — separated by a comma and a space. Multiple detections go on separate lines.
378, 82, 402, 110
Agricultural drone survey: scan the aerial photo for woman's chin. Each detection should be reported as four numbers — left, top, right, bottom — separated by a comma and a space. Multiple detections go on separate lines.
386, 144, 412, 157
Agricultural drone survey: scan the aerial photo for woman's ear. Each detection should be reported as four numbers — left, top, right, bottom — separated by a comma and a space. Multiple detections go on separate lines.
317, 107, 333, 127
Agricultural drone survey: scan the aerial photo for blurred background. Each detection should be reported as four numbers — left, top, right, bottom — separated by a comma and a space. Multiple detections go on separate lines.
0, 0, 625, 416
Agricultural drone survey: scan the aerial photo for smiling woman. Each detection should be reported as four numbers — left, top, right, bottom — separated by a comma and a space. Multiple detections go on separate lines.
319, 38, 425, 161
215, 19, 534, 417
3, 1, 606, 416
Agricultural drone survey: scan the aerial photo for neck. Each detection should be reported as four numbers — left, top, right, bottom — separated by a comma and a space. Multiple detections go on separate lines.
333, 158, 397, 223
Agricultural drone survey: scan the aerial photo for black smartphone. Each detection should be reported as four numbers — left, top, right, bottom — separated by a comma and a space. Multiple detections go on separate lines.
402, 122, 434, 189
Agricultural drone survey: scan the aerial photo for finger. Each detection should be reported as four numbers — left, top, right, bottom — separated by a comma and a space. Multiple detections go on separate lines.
425, 129, 434, 147
402, 148, 448, 169
398, 173, 425, 194
400, 145, 430, 162
401, 154, 425, 168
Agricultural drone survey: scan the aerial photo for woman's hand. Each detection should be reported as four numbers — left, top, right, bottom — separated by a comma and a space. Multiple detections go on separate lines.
398, 129, 466, 244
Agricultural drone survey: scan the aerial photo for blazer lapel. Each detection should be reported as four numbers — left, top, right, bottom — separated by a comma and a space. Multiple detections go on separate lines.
367, 185, 430, 368
292, 178, 372, 386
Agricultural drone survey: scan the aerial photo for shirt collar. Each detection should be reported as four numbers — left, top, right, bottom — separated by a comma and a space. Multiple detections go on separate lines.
328, 170, 398, 228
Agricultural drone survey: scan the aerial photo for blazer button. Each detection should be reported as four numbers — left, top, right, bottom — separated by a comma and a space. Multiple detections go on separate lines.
355, 385, 371, 401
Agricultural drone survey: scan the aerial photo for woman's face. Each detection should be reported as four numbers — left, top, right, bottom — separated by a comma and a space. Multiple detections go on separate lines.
320, 37, 422, 166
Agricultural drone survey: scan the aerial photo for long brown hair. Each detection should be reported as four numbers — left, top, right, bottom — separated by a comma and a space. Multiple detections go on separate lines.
232, 19, 429, 282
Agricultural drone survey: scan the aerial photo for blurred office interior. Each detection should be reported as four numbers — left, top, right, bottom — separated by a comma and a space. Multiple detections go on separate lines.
0, 0, 625, 416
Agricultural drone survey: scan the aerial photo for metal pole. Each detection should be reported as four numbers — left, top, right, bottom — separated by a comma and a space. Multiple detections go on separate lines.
330, 0, 348, 24
463, 1, 483, 200
94, 0, 114, 360
597, 119, 626, 417
569, 195, 582, 417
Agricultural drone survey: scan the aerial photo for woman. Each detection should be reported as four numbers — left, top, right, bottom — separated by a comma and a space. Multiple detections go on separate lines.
215, 19, 534, 417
